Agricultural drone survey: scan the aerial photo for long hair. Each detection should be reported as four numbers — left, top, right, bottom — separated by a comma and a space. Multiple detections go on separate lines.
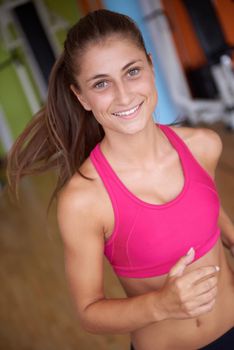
6, 9, 150, 211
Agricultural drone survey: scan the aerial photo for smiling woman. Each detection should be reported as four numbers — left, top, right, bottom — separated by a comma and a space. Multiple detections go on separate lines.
70, 35, 157, 136
6, 9, 234, 350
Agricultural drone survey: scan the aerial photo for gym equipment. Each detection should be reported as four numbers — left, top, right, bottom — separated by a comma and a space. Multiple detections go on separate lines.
140, 0, 234, 130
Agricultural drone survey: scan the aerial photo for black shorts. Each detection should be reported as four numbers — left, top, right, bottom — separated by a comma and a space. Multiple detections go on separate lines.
130, 327, 234, 349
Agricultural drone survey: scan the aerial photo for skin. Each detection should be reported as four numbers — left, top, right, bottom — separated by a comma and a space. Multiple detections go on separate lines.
58, 35, 234, 349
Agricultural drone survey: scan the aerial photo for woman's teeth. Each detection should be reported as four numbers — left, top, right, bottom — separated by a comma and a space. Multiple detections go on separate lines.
112, 103, 141, 117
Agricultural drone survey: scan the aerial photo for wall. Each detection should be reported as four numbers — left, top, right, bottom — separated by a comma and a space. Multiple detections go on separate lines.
0, 0, 80, 156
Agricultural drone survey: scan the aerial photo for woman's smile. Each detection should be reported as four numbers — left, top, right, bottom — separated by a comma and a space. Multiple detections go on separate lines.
112, 101, 144, 120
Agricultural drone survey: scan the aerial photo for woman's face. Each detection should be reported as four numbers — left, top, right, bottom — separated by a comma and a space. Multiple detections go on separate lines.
72, 36, 158, 136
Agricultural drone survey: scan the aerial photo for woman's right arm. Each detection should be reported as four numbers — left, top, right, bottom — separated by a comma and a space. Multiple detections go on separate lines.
57, 179, 219, 335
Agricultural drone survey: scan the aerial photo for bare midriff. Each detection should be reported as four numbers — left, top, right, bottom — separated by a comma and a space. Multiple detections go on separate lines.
119, 239, 234, 350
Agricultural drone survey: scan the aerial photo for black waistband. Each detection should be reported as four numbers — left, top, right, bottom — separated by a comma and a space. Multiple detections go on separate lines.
199, 327, 234, 350
130, 327, 234, 350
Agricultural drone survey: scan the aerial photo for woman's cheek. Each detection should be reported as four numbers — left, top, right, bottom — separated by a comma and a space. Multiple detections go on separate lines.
91, 92, 114, 114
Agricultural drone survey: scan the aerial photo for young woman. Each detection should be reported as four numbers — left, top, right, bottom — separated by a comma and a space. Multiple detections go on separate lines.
7, 9, 234, 350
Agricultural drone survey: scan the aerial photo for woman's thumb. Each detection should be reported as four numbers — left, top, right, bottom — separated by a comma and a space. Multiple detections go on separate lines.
169, 247, 195, 278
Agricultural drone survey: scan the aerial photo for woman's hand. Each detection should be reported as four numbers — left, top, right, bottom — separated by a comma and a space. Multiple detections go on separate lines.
155, 248, 219, 321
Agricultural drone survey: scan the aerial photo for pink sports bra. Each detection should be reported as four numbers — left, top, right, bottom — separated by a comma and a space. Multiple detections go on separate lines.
90, 123, 221, 278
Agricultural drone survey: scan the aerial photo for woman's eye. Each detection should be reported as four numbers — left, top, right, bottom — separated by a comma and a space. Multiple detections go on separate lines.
94, 81, 108, 89
128, 68, 140, 77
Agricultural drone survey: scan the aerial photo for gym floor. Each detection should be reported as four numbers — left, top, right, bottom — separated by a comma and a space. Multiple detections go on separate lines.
0, 122, 234, 350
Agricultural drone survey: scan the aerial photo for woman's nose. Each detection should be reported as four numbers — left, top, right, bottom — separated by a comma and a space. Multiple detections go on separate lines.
114, 82, 133, 105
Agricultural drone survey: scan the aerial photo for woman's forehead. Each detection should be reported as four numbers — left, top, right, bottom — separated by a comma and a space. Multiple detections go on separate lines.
78, 37, 146, 71
87, 33, 138, 49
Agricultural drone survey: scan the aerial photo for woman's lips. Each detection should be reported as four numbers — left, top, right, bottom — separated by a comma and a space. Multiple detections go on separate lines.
112, 101, 144, 120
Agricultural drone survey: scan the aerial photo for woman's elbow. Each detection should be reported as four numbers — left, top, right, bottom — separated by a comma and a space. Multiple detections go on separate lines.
80, 316, 105, 334
78, 305, 105, 334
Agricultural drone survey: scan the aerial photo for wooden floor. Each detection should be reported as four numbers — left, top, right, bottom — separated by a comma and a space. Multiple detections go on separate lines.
0, 122, 234, 350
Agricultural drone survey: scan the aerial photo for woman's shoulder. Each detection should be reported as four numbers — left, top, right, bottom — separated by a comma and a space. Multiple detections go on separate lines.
56, 155, 106, 244
57, 156, 101, 216
56, 156, 105, 251
169, 124, 222, 154
169, 124, 223, 177
169, 124, 221, 146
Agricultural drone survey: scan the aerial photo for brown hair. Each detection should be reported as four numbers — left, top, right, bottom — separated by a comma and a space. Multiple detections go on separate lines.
6, 9, 150, 211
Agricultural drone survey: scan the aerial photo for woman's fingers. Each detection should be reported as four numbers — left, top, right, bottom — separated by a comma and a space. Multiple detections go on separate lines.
160, 249, 220, 320
192, 276, 218, 296
181, 265, 219, 288
192, 285, 218, 308
190, 299, 216, 318
169, 247, 195, 278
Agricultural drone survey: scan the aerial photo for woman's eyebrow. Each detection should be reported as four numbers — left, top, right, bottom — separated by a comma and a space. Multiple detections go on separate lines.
121, 59, 143, 71
86, 59, 143, 83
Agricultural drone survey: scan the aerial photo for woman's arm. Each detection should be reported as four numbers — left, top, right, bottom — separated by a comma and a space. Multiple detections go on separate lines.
187, 127, 234, 256
218, 206, 234, 255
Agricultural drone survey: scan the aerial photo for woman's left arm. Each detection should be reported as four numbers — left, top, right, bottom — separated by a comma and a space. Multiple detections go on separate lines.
184, 126, 234, 256
218, 206, 234, 256
197, 127, 234, 256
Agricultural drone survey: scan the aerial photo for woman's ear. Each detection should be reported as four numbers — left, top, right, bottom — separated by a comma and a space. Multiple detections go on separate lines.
147, 53, 155, 72
70, 84, 92, 111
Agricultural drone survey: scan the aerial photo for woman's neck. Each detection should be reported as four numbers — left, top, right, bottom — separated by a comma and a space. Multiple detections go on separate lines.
100, 120, 168, 170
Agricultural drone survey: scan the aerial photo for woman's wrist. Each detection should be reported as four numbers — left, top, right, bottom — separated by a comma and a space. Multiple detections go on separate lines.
147, 290, 167, 323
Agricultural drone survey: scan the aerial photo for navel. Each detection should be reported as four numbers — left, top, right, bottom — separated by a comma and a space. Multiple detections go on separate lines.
196, 318, 202, 328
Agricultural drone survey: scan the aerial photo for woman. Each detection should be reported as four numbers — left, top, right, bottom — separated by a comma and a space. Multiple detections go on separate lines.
7, 9, 234, 350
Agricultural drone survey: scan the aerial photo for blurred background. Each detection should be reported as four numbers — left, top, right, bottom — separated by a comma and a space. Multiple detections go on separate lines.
0, 0, 234, 349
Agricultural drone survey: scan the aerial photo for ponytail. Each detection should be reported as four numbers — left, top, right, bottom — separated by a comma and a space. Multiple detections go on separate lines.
7, 52, 104, 211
